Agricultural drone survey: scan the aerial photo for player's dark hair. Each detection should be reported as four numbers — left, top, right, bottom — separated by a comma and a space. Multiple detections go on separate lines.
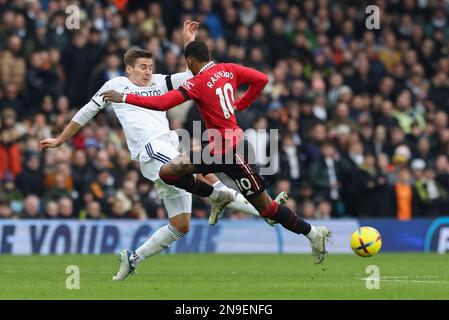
124, 48, 153, 67
184, 40, 211, 62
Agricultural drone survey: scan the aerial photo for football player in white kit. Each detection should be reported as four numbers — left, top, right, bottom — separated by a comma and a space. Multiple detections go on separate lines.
40, 21, 285, 280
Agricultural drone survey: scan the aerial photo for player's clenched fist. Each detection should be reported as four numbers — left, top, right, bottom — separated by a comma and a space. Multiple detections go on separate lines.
100, 90, 124, 103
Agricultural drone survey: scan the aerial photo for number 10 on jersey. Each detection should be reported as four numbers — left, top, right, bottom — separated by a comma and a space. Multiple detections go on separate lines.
216, 83, 235, 119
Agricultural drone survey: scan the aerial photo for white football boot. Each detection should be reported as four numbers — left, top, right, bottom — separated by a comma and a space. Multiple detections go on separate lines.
209, 189, 236, 225
310, 226, 332, 264
112, 249, 136, 281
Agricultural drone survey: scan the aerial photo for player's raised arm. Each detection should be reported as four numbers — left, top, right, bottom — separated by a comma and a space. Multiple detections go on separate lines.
100, 89, 189, 111
163, 20, 199, 91
231, 64, 269, 111
183, 20, 199, 49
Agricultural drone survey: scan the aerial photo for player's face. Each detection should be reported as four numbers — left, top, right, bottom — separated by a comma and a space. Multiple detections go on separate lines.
186, 57, 199, 75
128, 58, 153, 86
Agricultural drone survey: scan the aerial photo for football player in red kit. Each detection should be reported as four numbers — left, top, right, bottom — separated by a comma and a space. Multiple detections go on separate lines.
101, 41, 331, 264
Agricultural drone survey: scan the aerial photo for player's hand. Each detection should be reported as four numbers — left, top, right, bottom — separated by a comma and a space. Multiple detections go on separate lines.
100, 90, 123, 103
39, 137, 62, 151
183, 19, 199, 44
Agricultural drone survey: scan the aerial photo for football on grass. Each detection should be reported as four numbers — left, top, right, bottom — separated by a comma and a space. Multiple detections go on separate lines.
351, 226, 382, 257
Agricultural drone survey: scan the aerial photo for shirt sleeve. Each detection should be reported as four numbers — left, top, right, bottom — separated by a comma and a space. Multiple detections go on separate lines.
168, 71, 194, 90
179, 76, 202, 100
72, 80, 113, 126
231, 64, 269, 111
125, 89, 188, 111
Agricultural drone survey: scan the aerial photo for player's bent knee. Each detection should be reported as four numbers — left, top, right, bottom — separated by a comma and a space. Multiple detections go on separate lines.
170, 217, 190, 234
177, 224, 190, 234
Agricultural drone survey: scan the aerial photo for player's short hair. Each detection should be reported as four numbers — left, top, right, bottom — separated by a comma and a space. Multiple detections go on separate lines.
124, 48, 153, 67
184, 40, 211, 62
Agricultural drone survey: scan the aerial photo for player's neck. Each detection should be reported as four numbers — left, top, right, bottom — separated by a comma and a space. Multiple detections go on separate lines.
196, 61, 214, 75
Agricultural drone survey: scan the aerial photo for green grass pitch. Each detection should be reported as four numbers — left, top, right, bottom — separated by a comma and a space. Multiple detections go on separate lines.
0, 253, 448, 299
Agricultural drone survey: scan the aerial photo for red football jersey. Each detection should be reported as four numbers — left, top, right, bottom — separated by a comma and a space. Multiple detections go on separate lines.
179, 61, 268, 154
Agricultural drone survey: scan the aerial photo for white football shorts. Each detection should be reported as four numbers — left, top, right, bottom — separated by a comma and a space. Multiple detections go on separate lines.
139, 131, 192, 218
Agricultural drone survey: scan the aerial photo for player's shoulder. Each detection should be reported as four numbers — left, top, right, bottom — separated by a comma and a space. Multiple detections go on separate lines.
217, 62, 238, 70
205, 63, 240, 76
151, 73, 167, 84
104, 76, 131, 88
180, 71, 204, 89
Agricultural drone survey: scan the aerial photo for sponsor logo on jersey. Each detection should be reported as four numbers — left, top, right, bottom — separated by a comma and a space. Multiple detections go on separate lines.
183, 81, 194, 90
128, 90, 162, 96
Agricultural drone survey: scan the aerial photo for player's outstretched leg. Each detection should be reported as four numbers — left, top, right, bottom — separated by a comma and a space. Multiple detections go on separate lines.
112, 218, 190, 281
252, 192, 332, 264
223, 190, 288, 227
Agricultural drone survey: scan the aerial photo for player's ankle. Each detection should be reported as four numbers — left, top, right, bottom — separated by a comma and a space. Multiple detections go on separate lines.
305, 225, 319, 242
209, 188, 222, 201
130, 251, 143, 267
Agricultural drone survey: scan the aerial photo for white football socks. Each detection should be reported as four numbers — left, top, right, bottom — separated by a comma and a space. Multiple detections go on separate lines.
306, 225, 319, 242
131, 224, 185, 267
212, 181, 260, 217
209, 187, 221, 201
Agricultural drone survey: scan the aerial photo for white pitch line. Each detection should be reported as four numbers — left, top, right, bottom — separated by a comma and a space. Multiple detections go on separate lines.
357, 277, 449, 284
381, 275, 439, 279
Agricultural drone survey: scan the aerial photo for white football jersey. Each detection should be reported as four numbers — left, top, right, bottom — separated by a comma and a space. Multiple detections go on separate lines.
72, 72, 192, 160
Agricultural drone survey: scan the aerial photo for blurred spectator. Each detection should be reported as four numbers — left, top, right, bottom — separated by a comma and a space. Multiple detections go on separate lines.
44, 201, 59, 219
26, 51, 62, 111
129, 201, 147, 220
0, 198, 13, 219
411, 158, 426, 182
89, 169, 116, 209
71, 149, 96, 195
278, 134, 304, 188
0, 83, 24, 115
389, 167, 420, 220
316, 199, 332, 220
61, 32, 93, 108
111, 149, 133, 188
309, 141, 343, 216
115, 180, 139, 213
301, 200, 316, 220
109, 198, 133, 219
58, 196, 74, 219
20, 195, 41, 219
0, 109, 22, 181
16, 152, 44, 197
79, 201, 105, 220
415, 167, 449, 216
0, 35, 26, 91
89, 53, 125, 95
44, 172, 72, 203
393, 90, 425, 134
353, 153, 389, 217
435, 154, 449, 192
